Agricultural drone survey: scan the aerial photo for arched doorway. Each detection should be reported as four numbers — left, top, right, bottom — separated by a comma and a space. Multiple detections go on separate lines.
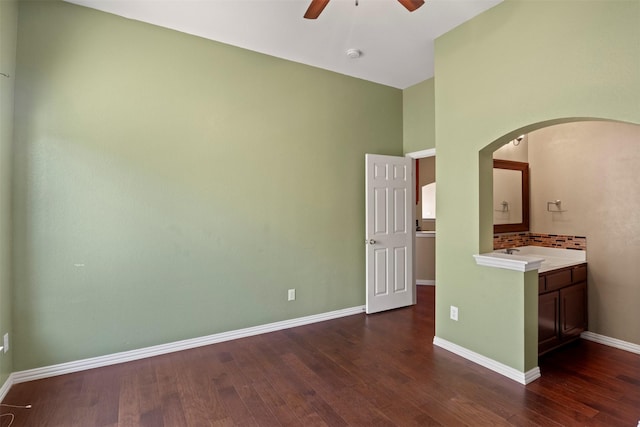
487, 120, 640, 358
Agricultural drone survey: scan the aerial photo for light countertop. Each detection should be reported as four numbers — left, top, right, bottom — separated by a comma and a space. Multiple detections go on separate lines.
474, 246, 586, 273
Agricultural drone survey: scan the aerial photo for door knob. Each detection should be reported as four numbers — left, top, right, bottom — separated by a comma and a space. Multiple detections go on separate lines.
366, 239, 376, 245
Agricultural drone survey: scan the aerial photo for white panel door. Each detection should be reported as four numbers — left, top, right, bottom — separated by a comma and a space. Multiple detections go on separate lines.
365, 154, 415, 314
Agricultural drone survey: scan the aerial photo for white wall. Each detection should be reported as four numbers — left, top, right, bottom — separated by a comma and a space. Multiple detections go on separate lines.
493, 135, 529, 163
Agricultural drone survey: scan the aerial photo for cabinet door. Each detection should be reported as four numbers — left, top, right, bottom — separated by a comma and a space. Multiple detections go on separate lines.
560, 282, 587, 339
539, 291, 560, 354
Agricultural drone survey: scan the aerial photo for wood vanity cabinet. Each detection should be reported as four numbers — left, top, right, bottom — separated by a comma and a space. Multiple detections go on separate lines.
538, 264, 587, 355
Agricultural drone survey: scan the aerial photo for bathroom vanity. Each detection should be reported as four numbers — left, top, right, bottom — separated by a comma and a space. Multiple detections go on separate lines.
473, 246, 587, 355
538, 263, 587, 355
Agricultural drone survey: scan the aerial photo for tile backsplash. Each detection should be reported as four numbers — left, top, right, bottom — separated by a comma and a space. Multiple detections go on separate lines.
494, 232, 586, 251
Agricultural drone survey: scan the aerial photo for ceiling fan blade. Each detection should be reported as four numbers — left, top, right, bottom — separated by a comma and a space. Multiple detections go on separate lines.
397, 0, 425, 12
304, 0, 330, 19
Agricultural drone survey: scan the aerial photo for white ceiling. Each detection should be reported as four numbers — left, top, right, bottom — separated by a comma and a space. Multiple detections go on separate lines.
64, 0, 502, 89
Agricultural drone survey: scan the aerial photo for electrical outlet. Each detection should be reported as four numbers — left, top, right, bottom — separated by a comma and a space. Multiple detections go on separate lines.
287, 289, 296, 301
450, 306, 459, 321
3, 333, 8, 353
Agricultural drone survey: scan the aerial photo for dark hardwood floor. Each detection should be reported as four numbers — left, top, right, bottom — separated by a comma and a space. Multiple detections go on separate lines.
3, 286, 639, 426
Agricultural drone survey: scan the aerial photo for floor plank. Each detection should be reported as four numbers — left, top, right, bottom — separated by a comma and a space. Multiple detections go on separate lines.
3, 286, 639, 426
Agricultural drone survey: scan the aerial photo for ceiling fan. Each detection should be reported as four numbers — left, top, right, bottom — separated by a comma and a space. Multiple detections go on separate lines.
304, 0, 425, 19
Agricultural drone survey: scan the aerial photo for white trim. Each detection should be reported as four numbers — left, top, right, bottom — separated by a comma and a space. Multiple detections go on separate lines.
405, 148, 435, 159
523, 366, 542, 384
416, 280, 435, 286
11, 305, 366, 384
581, 331, 640, 355
433, 336, 541, 385
0, 373, 14, 402
473, 253, 544, 272
415, 231, 436, 238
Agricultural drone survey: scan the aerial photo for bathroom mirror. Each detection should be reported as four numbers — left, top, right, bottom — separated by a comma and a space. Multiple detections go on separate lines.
493, 159, 529, 233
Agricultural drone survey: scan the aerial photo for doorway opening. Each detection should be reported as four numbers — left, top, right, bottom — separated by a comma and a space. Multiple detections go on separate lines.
406, 148, 436, 288
484, 120, 640, 360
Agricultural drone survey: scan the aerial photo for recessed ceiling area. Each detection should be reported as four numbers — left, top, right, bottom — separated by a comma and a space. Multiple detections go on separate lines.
63, 0, 502, 89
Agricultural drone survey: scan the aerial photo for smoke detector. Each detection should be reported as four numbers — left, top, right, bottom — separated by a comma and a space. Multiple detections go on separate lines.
346, 49, 362, 59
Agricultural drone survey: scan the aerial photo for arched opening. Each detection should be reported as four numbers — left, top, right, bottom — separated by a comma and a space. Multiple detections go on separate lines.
481, 119, 640, 363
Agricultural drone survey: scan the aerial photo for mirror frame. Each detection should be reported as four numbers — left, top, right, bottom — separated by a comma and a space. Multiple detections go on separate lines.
493, 159, 530, 234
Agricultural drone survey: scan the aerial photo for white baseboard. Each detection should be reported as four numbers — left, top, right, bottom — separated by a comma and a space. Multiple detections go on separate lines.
581, 331, 640, 355
416, 280, 435, 286
433, 336, 540, 385
0, 373, 15, 402
11, 305, 366, 385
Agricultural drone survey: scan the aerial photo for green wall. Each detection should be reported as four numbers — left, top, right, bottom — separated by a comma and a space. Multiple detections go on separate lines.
434, 0, 640, 372
12, 1, 403, 370
0, 0, 18, 383
403, 78, 435, 154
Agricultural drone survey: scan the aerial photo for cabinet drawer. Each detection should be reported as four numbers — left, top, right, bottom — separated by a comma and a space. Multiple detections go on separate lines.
545, 269, 572, 292
538, 276, 545, 293
572, 264, 587, 283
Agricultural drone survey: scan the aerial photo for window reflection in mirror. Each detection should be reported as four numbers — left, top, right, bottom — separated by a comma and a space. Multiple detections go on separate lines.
422, 183, 436, 219
494, 169, 522, 224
